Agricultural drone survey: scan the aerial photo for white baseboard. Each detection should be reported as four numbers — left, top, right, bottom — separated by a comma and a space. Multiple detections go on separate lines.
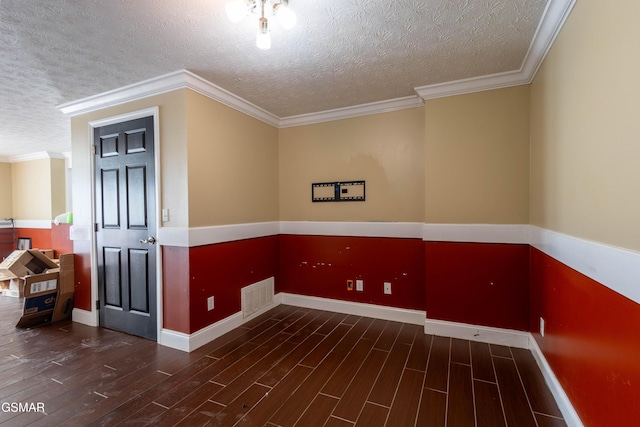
424, 317, 531, 349
159, 299, 280, 352
72, 308, 98, 327
279, 292, 426, 326
529, 336, 584, 427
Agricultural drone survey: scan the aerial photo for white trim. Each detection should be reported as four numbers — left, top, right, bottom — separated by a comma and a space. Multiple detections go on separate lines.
159, 296, 281, 352
415, 0, 576, 100
280, 221, 424, 239
423, 223, 530, 244
279, 96, 424, 128
157, 222, 280, 247
530, 226, 640, 305
58, 70, 279, 127
521, 0, 577, 80
183, 71, 280, 127
529, 336, 585, 427
7, 151, 66, 163
280, 292, 426, 326
71, 308, 99, 327
424, 317, 531, 349
13, 220, 52, 229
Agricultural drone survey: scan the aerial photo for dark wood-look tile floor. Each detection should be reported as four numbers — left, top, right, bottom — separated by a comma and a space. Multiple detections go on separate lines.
0, 296, 566, 426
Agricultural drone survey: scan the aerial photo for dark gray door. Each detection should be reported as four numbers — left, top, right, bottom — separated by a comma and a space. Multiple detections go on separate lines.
95, 116, 157, 340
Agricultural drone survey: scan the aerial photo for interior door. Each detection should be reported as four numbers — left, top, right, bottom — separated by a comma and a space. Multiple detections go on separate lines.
95, 116, 157, 340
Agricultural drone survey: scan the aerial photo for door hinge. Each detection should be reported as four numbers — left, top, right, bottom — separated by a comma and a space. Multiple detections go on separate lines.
92, 144, 96, 155
95, 223, 99, 232
95, 300, 100, 310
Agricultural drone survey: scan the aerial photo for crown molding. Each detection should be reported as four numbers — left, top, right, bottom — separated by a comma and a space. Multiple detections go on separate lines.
56, 0, 574, 126
57, 69, 280, 127
415, 0, 576, 100
8, 151, 66, 163
279, 95, 425, 128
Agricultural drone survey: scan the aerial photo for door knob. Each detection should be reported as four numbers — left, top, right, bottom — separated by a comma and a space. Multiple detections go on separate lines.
139, 237, 156, 245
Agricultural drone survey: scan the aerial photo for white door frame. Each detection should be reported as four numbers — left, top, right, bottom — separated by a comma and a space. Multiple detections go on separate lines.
82, 107, 163, 341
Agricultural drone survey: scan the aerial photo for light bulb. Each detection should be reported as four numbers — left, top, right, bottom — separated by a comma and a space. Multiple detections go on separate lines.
256, 31, 271, 49
226, 0, 248, 23
276, 5, 296, 29
256, 16, 271, 49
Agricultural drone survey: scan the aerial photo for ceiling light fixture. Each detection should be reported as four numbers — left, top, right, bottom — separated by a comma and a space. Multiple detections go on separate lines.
225, 0, 296, 50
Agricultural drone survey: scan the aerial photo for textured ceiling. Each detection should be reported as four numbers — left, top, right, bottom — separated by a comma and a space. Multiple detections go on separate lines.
0, 0, 548, 159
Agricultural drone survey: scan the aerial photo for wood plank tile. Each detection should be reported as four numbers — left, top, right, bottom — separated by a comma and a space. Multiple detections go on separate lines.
331, 349, 388, 422
474, 379, 506, 427
269, 351, 344, 427
293, 393, 339, 427
206, 382, 270, 427
470, 340, 496, 383
212, 341, 297, 406
299, 324, 351, 368
362, 318, 388, 342
367, 342, 411, 407
238, 365, 313, 426
321, 338, 374, 398
490, 344, 512, 359
0, 300, 566, 427
325, 416, 355, 427
212, 332, 290, 385
447, 362, 475, 427
354, 402, 388, 427
406, 333, 432, 372
493, 356, 537, 427
424, 336, 450, 392
257, 333, 324, 387
451, 338, 471, 365
385, 368, 424, 427
332, 317, 373, 357
416, 388, 447, 427
373, 321, 402, 351
173, 399, 226, 426
511, 347, 564, 418
535, 413, 568, 427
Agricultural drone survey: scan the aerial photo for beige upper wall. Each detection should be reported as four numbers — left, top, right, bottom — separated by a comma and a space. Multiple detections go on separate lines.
530, 0, 640, 251
279, 107, 425, 222
186, 91, 279, 227
0, 163, 12, 219
71, 89, 189, 228
50, 158, 66, 218
425, 86, 531, 224
11, 158, 52, 220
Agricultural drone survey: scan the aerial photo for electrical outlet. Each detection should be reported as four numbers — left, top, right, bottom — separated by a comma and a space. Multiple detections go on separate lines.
347, 280, 354, 291
162, 208, 170, 222
540, 317, 545, 337
207, 296, 214, 311
384, 282, 392, 294
356, 279, 364, 292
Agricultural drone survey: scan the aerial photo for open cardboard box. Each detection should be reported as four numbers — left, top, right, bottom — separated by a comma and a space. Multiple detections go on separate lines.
0, 250, 75, 327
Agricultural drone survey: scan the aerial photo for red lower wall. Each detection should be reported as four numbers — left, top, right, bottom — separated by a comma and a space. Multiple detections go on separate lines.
279, 234, 425, 311
530, 248, 640, 426
162, 236, 280, 334
15, 224, 73, 256
425, 241, 530, 331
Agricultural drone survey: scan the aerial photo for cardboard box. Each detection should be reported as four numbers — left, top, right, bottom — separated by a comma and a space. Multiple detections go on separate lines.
14, 253, 75, 328
52, 254, 74, 323
15, 272, 58, 328
0, 250, 59, 278
38, 249, 55, 259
